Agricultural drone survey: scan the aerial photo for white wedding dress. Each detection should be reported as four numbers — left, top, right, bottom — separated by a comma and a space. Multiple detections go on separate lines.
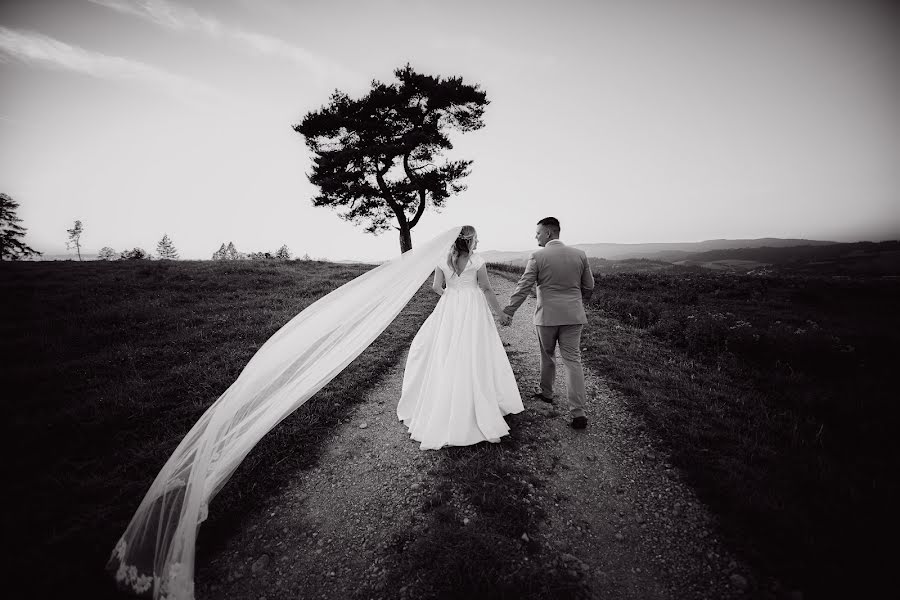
108, 227, 466, 599
397, 252, 524, 449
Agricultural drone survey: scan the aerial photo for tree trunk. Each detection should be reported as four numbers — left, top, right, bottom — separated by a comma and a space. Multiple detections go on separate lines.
399, 226, 412, 254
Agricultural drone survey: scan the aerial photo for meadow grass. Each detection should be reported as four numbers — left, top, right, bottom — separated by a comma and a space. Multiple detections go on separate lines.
583, 270, 899, 597
485, 261, 527, 275
1, 259, 438, 598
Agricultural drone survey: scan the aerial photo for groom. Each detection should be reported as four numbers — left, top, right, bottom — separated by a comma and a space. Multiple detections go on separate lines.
503, 217, 595, 429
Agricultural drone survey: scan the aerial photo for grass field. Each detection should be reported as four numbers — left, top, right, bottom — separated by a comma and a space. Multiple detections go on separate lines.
490, 260, 898, 596
7, 258, 896, 598
1, 259, 438, 599
582, 269, 899, 597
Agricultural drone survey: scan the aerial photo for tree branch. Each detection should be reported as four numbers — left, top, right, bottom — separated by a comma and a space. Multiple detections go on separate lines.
403, 153, 429, 230
408, 188, 428, 229
402, 153, 420, 186
374, 157, 407, 227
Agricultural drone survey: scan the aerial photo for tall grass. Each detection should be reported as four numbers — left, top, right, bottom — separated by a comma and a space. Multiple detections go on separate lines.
1, 259, 438, 599
583, 270, 899, 597
485, 261, 527, 275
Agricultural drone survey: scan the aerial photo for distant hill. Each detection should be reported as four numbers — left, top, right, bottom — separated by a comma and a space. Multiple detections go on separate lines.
675, 240, 900, 275
480, 238, 837, 264
484, 239, 900, 276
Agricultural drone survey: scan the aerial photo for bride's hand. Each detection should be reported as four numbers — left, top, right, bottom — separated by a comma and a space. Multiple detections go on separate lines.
499, 313, 511, 326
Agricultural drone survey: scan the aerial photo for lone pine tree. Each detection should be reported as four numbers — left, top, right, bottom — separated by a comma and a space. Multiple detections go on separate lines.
296, 64, 488, 253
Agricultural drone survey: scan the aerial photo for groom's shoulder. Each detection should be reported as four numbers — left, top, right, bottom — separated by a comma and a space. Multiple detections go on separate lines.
572, 246, 588, 259
528, 247, 547, 261
556, 244, 586, 259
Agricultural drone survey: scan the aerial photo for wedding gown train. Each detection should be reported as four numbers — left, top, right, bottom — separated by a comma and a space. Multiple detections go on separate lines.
397, 253, 524, 449
108, 227, 465, 599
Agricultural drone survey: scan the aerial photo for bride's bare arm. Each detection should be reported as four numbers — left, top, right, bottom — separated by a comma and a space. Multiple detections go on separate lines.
432, 268, 445, 296
477, 265, 509, 323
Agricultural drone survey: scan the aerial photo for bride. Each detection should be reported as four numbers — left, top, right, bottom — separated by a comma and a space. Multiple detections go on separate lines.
397, 226, 524, 449
107, 226, 518, 599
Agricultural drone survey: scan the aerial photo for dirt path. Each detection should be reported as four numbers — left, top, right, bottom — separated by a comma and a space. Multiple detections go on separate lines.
194, 272, 767, 599
490, 274, 766, 599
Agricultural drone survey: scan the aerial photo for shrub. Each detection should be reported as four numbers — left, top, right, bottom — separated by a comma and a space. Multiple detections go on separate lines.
119, 248, 149, 260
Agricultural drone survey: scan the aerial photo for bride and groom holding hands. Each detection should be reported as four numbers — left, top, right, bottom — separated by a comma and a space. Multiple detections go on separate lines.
397, 216, 596, 449
108, 216, 595, 599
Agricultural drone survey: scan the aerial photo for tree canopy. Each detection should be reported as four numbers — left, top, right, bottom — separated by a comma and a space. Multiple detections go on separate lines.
275, 244, 291, 260
156, 234, 179, 260
212, 242, 243, 260
66, 220, 84, 261
120, 248, 148, 260
295, 64, 488, 252
0, 193, 41, 261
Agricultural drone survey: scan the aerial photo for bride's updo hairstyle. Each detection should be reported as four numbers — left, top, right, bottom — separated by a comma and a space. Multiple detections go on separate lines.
447, 225, 477, 275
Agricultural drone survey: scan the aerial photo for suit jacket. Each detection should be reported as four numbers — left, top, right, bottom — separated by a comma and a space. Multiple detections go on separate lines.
503, 240, 595, 326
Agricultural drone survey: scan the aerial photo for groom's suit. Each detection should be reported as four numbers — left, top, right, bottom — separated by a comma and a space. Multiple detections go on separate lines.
503, 240, 595, 418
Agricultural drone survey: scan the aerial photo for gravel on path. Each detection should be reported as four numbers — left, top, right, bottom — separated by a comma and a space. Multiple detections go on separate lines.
193, 271, 776, 600
489, 274, 770, 599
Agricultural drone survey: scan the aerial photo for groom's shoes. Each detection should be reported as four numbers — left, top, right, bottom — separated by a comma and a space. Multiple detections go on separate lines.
570, 416, 588, 430
531, 391, 554, 404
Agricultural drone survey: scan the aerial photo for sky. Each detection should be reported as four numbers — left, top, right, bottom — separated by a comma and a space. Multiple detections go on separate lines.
1, 0, 898, 261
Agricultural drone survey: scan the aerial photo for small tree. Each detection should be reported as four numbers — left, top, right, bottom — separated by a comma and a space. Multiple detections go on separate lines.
66, 220, 84, 261
0, 193, 41, 261
212, 241, 245, 260
301, 252, 311, 261
275, 245, 291, 260
296, 64, 489, 253
224, 241, 243, 260
156, 234, 179, 260
248, 251, 274, 260
120, 247, 148, 260
98, 247, 117, 261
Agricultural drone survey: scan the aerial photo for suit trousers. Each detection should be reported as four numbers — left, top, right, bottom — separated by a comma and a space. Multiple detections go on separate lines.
535, 324, 586, 418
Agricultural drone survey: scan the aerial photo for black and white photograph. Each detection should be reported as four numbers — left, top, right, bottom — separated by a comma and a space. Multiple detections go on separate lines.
2, 1, 898, 599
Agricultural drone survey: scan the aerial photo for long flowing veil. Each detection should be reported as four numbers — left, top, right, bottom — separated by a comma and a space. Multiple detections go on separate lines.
107, 226, 463, 599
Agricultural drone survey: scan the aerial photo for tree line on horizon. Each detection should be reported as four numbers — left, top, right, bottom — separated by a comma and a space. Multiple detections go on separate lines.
0, 195, 308, 262
95, 234, 302, 262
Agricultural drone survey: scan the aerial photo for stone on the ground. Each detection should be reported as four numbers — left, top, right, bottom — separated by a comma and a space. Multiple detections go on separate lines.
251, 554, 270, 574
729, 573, 748, 590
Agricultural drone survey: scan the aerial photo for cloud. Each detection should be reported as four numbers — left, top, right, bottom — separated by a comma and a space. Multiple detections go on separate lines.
89, 0, 355, 82
0, 26, 224, 106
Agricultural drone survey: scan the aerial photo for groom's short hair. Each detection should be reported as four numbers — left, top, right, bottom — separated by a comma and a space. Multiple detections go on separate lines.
537, 217, 560, 236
